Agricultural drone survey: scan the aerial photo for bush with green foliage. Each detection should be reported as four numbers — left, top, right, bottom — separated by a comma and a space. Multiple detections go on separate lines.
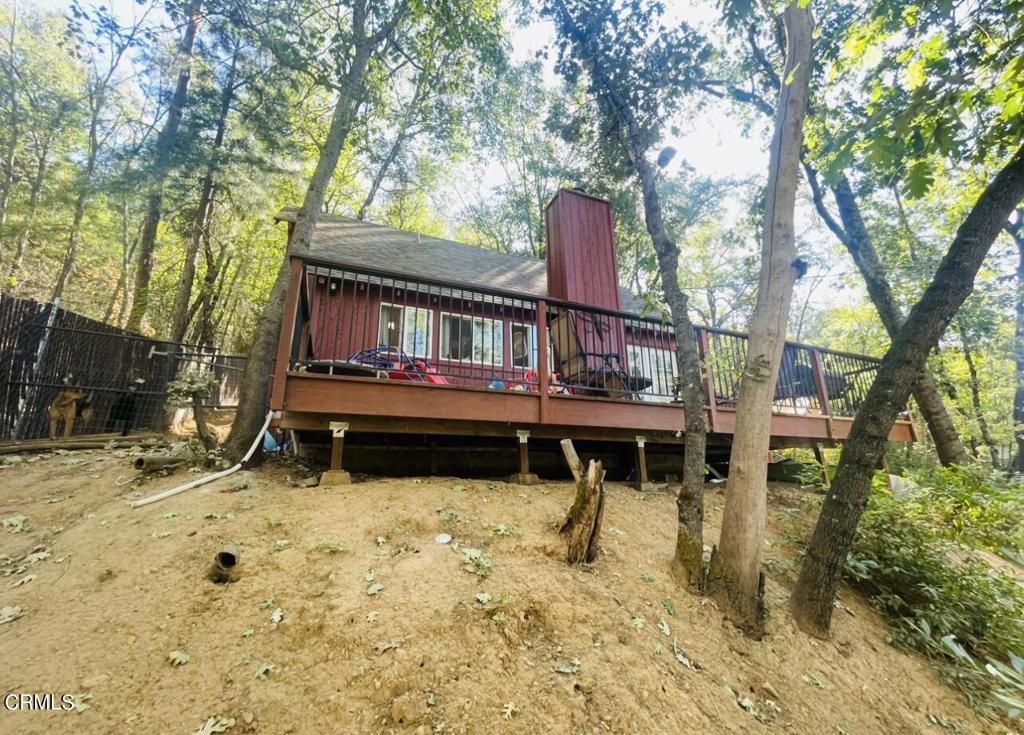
890, 465, 1024, 559
845, 470, 1024, 718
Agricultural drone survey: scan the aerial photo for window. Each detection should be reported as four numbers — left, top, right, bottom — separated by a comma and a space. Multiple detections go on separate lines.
510, 324, 536, 368
440, 314, 503, 365
378, 304, 432, 357
626, 345, 677, 403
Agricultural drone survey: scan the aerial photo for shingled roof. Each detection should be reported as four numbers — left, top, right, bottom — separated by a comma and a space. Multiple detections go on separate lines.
276, 208, 645, 314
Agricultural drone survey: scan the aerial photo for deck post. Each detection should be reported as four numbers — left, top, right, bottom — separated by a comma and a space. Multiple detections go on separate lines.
537, 299, 549, 424
634, 435, 651, 491
812, 443, 830, 488
697, 328, 718, 433
810, 349, 834, 440
510, 429, 539, 485
270, 257, 304, 412
321, 421, 351, 486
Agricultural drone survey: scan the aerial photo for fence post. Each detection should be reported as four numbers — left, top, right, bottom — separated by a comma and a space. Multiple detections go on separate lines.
160, 342, 182, 431
696, 327, 718, 433
11, 298, 60, 440
810, 349, 834, 440
537, 299, 549, 424
270, 257, 304, 412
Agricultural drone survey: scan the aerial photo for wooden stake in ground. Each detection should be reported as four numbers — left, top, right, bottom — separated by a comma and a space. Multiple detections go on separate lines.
558, 439, 606, 564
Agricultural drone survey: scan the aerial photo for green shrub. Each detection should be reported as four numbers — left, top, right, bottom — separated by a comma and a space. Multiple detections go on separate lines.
845, 473, 1024, 717
894, 464, 1024, 556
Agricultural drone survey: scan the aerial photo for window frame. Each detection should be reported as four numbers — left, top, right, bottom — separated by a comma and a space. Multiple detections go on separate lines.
626, 344, 678, 402
509, 322, 538, 369
439, 312, 504, 366
377, 303, 434, 359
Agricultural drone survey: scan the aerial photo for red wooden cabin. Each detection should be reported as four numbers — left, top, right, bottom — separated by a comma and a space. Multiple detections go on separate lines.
269, 189, 913, 479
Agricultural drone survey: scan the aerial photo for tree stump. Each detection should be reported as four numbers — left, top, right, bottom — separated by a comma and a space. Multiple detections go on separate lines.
558, 439, 605, 564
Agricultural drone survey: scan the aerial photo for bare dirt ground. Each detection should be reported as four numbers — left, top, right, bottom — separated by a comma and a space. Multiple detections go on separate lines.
0, 448, 1007, 735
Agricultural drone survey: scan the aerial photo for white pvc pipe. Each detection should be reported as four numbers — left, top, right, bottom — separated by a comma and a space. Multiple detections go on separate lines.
130, 411, 274, 508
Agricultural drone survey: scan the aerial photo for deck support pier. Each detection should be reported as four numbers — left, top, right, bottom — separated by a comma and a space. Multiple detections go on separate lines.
812, 443, 830, 488
509, 430, 539, 485
321, 421, 351, 486
634, 435, 654, 491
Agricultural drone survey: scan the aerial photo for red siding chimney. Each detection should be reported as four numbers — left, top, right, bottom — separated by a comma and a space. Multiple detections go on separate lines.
545, 189, 622, 310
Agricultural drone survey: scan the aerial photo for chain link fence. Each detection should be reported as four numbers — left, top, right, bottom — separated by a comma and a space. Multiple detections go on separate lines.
0, 294, 245, 442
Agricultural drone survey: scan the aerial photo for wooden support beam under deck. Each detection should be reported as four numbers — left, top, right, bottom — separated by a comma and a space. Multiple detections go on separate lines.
634, 435, 649, 490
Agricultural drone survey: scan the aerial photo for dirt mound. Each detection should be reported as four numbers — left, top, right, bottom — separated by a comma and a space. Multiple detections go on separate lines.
0, 452, 1003, 734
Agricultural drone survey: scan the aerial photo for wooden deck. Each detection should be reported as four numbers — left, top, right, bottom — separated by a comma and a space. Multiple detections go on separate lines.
272, 371, 914, 446
269, 256, 916, 452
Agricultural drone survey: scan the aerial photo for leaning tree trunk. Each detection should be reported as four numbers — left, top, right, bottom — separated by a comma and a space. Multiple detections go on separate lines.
125, 1, 201, 333
790, 144, 1024, 638
53, 98, 106, 302
711, 0, 813, 636
825, 175, 971, 467
223, 42, 374, 463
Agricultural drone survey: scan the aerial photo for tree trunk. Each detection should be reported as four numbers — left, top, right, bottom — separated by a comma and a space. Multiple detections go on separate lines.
223, 38, 375, 463
0, 8, 18, 232
4, 131, 51, 292
549, 0, 710, 589
559, 439, 606, 564
169, 41, 238, 343
53, 94, 104, 302
957, 323, 997, 461
52, 186, 90, 301
190, 242, 230, 347
356, 127, 409, 221
710, 0, 813, 636
807, 167, 972, 467
790, 144, 1024, 637
191, 395, 217, 451
125, 1, 201, 333
634, 154, 708, 590
1006, 210, 1024, 473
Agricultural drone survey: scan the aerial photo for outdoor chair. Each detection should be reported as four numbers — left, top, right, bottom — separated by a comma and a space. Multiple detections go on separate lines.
547, 311, 651, 398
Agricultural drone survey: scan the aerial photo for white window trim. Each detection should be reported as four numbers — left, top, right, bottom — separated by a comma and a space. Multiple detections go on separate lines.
626, 344, 677, 402
510, 323, 538, 369
378, 303, 434, 359
439, 312, 504, 366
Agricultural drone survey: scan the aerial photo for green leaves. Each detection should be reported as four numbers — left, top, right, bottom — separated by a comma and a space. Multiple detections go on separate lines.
461, 548, 492, 577
847, 470, 1024, 716
905, 159, 935, 199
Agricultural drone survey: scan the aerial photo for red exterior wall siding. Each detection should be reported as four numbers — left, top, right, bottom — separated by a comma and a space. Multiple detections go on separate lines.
545, 189, 622, 311
305, 276, 539, 387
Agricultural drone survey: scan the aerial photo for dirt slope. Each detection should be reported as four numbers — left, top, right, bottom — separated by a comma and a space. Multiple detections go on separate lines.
0, 450, 1003, 735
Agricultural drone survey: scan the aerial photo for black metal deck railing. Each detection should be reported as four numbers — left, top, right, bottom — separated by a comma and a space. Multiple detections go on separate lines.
280, 256, 884, 419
